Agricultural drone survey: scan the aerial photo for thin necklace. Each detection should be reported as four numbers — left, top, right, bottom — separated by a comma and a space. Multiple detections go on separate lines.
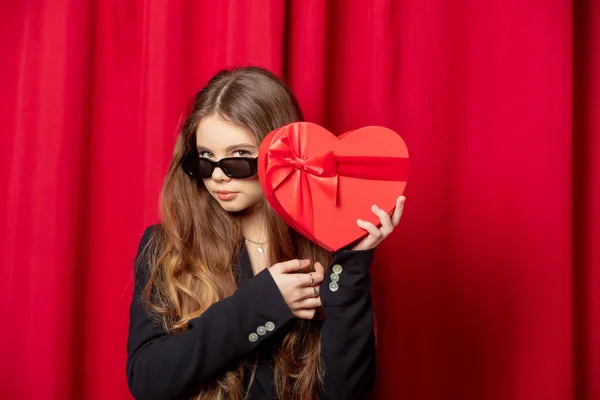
243, 236, 268, 254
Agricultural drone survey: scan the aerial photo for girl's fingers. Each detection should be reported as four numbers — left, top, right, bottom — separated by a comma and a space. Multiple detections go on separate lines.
294, 309, 317, 319
372, 204, 393, 236
276, 259, 311, 274
294, 297, 322, 310
314, 261, 325, 276
298, 286, 320, 300
391, 196, 405, 227
299, 269, 324, 288
357, 219, 382, 239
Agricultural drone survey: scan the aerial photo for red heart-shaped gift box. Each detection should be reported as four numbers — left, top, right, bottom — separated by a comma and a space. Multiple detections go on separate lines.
258, 122, 409, 251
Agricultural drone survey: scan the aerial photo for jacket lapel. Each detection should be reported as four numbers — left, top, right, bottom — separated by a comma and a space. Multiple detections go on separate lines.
254, 360, 276, 398
234, 245, 253, 287
235, 245, 277, 398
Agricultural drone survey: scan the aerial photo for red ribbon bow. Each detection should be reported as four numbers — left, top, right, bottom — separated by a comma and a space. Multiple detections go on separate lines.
265, 127, 339, 234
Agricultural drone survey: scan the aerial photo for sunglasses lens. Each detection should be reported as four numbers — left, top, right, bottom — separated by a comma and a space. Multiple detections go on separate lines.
220, 158, 254, 178
197, 158, 214, 178
181, 154, 213, 178
182, 153, 200, 177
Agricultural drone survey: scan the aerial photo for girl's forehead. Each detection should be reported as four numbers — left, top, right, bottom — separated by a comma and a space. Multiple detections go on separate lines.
196, 115, 256, 149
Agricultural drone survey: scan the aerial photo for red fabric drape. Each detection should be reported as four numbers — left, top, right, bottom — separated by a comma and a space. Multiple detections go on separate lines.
1, 1, 598, 399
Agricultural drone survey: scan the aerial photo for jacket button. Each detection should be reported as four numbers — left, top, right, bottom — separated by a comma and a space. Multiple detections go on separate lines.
332, 264, 343, 274
329, 282, 339, 292
265, 321, 275, 331
257, 326, 267, 336
248, 333, 259, 342
330, 272, 340, 282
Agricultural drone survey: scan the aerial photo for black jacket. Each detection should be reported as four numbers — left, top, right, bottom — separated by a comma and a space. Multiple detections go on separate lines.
126, 225, 376, 399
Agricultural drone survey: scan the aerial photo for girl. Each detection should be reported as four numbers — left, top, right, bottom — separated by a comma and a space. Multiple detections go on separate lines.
126, 66, 405, 400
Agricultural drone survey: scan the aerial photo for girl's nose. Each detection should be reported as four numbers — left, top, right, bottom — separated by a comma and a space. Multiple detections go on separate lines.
211, 165, 231, 181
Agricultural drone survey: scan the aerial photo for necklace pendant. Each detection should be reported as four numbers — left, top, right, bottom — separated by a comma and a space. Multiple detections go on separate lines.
257, 247, 264, 254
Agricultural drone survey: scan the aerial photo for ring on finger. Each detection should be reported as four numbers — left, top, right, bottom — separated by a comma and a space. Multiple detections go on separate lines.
313, 287, 318, 297
309, 273, 315, 287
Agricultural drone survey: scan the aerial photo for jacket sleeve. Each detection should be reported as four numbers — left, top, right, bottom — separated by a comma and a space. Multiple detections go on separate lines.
126, 226, 295, 400
319, 247, 377, 400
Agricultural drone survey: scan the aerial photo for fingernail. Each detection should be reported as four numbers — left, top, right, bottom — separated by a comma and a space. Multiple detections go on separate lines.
357, 219, 364, 224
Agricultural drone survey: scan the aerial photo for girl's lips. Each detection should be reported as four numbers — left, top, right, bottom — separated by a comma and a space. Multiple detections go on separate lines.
216, 191, 238, 201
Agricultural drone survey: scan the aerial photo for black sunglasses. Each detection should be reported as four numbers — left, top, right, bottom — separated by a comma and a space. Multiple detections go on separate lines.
181, 150, 258, 179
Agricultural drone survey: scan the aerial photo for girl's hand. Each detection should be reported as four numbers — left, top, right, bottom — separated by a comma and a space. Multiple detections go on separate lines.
268, 260, 326, 319
351, 195, 406, 251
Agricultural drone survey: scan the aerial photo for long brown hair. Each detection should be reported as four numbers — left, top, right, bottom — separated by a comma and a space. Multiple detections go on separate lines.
143, 66, 332, 400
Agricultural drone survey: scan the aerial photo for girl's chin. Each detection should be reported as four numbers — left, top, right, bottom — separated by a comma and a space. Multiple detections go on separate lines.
215, 197, 249, 212
211, 191, 263, 214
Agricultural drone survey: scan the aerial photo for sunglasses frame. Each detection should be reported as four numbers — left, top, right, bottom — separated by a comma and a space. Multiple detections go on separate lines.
181, 150, 258, 179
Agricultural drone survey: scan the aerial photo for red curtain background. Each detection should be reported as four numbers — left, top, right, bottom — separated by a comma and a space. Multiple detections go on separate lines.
1, 1, 598, 399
